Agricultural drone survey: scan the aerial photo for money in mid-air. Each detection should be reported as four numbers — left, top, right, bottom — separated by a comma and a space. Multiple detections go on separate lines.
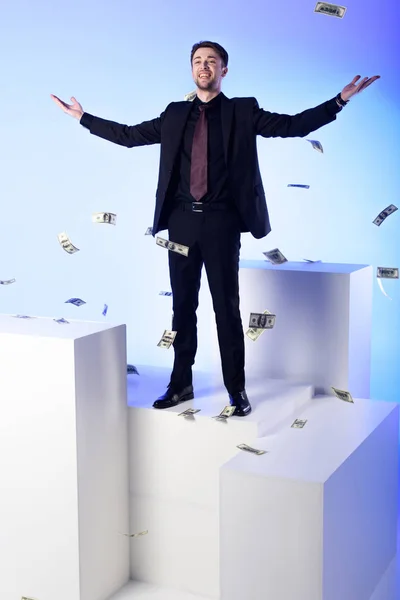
178, 408, 201, 417
65, 298, 86, 307
0, 278, 16, 285
373, 204, 398, 226
377, 267, 399, 279
213, 405, 236, 420
302, 258, 321, 263
156, 236, 189, 257
291, 419, 307, 429
58, 232, 80, 254
12, 314, 35, 319
54, 317, 70, 324
102, 303, 108, 316
237, 443, 267, 456
263, 248, 287, 265
92, 212, 117, 225
157, 329, 177, 349
121, 529, 148, 538
314, 1, 347, 18
331, 386, 354, 403
159, 291, 172, 296
145, 227, 153, 235
245, 310, 273, 342
249, 311, 276, 329
184, 90, 197, 101
287, 184, 310, 189
306, 139, 324, 153
127, 364, 139, 375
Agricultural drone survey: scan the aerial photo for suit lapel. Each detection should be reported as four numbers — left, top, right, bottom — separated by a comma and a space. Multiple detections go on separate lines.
220, 92, 234, 165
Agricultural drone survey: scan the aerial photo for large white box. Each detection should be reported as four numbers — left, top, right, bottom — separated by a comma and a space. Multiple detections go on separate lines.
220, 395, 399, 600
195, 261, 372, 397
0, 314, 130, 600
127, 365, 313, 598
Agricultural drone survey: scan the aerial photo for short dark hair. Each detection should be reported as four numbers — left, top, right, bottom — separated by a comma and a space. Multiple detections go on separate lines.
190, 41, 229, 68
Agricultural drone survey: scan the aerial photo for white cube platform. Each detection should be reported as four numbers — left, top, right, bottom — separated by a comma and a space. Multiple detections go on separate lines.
220, 394, 399, 600
0, 314, 130, 600
127, 365, 314, 598
195, 261, 372, 397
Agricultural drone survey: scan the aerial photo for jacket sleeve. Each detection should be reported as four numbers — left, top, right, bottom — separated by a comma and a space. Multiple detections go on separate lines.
79, 105, 171, 147
253, 97, 341, 138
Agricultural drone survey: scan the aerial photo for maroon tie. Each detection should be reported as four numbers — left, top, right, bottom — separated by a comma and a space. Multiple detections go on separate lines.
190, 104, 208, 201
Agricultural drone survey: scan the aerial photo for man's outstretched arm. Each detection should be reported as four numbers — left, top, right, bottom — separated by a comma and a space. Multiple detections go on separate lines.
50, 94, 166, 147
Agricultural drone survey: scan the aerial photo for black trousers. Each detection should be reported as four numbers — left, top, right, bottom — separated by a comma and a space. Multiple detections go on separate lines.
167, 205, 245, 395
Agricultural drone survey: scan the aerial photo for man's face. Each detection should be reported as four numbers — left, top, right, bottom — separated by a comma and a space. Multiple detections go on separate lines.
191, 47, 227, 91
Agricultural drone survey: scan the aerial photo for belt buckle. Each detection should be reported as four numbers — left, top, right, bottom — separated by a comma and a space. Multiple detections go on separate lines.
192, 202, 203, 213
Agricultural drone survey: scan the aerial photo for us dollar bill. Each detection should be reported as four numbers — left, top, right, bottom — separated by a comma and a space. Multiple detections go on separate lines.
331, 386, 354, 403
13, 314, 35, 319
246, 310, 273, 342
179, 408, 201, 417
145, 227, 153, 235
102, 303, 108, 316
263, 248, 287, 265
156, 236, 189, 257
237, 443, 267, 456
157, 329, 177, 349
54, 317, 69, 324
287, 184, 310, 189
306, 139, 323, 153
184, 90, 197, 101
159, 291, 172, 296
65, 297, 86, 307
213, 405, 236, 420
121, 529, 148, 538
0, 278, 15, 285
377, 267, 399, 279
127, 364, 139, 375
314, 1, 347, 18
249, 311, 276, 329
291, 419, 307, 428
58, 232, 80, 254
92, 212, 117, 225
373, 204, 398, 226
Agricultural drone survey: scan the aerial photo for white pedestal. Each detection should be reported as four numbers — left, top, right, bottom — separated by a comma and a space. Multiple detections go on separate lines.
127, 365, 314, 598
0, 314, 129, 600
220, 395, 399, 600
195, 261, 372, 397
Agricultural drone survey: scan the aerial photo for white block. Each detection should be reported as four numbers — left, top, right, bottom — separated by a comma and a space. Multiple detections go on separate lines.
127, 365, 313, 598
0, 314, 130, 600
195, 261, 372, 397
220, 395, 399, 600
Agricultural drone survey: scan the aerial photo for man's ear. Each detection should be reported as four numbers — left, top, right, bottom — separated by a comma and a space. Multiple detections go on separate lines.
222, 67, 228, 77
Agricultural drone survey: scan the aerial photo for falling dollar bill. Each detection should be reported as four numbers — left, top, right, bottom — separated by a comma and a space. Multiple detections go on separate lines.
121, 529, 148, 538
13, 314, 35, 319
0, 278, 16, 285
21, 597, 38, 600
291, 419, 307, 428
306, 139, 323, 153
127, 364, 139, 375
58, 232, 80, 254
373, 204, 398, 226
314, 1, 347, 18
213, 405, 236, 420
178, 408, 201, 417
65, 298, 86, 307
156, 236, 189, 257
249, 312, 276, 329
159, 291, 172, 296
377, 267, 399, 279
145, 227, 153, 235
246, 310, 272, 341
237, 443, 267, 456
92, 212, 117, 225
157, 329, 177, 349
302, 258, 322, 263
54, 317, 69, 324
331, 386, 354, 403
102, 303, 108, 316
263, 248, 287, 265
184, 90, 197, 101
287, 184, 310, 189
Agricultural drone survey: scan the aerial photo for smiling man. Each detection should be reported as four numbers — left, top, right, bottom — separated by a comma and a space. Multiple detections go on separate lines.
51, 40, 379, 417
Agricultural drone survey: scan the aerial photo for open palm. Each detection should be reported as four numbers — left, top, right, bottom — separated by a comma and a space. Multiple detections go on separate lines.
340, 75, 380, 102
50, 94, 84, 120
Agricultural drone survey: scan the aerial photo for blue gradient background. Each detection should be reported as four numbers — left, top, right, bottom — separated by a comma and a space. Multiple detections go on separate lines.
0, 0, 399, 401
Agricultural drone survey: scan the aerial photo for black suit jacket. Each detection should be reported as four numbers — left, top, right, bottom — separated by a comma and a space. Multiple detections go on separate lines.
81, 92, 340, 239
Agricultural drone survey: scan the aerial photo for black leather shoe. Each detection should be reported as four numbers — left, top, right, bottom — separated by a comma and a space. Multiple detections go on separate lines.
229, 390, 252, 417
153, 384, 194, 409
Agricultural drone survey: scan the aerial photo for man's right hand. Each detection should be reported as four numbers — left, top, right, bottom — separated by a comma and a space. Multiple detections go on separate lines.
50, 94, 84, 120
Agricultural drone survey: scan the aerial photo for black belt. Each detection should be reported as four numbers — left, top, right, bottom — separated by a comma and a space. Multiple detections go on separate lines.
175, 201, 231, 213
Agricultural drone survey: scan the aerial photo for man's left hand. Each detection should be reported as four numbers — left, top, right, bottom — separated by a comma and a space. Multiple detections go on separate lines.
340, 75, 380, 102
